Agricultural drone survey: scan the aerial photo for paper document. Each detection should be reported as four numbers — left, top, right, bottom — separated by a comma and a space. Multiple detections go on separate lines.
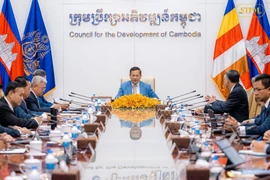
0, 148, 26, 154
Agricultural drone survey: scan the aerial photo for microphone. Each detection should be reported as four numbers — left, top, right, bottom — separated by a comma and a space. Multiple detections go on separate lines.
188, 104, 207, 110
171, 90, 196, 100
175, 95, 204, 105
172, 94, 201, 103
185, 100, 209, 107
69, 94, 92, 102
60, 98, 88, 106
70, 92, 92, 99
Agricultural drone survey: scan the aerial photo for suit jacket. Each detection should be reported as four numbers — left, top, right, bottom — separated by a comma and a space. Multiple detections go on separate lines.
115, 81, 158, 99
0, 126, 20, 137
25, 91, 50, 112
246, 102, 270, 136
38, 96, 53, 107
14, 100, 43, 119
0, 98, 39, 128
204, 83, 248, 122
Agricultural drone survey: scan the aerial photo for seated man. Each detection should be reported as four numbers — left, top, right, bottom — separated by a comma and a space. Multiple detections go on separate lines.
196, 70, 248, 122
14, 76, 43, 119
25, 76, 59, 112
0, 85, 30, 137
224, 74, 270, 136
115, 66, 158, 99
33, 69, 68, 110
0, 81, 41, 129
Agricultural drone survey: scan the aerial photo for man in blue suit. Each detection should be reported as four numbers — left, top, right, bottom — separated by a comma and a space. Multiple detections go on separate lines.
115, 67, 158, 99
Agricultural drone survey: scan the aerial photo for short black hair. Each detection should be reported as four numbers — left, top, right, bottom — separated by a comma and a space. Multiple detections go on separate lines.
254, 74, 270, 88
0, 84, 2, 89
129, 66, 142, 75
5, 81, 25, 96
33, 69, 46, 77
225, 70, 240, 83
15, 76, 29, 87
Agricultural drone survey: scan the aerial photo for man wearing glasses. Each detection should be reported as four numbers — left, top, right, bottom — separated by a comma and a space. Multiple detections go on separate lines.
25, 76, 59, 112
224, 74, 270, 136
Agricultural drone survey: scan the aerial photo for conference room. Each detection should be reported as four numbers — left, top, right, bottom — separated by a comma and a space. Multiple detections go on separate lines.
0, 0, 270, 179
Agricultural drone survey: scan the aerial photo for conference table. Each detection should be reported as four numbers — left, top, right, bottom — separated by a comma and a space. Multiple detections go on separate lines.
0, 108, 268, 180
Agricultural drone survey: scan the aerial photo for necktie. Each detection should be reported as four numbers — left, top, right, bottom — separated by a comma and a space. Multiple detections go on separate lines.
133, 84, 137, 94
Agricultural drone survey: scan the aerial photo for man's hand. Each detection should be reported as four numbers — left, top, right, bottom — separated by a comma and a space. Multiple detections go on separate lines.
265, 162, 270, 170
0, 133, 14, 142
51, 104, 61, 110
205, 95, 216, 104
60, 104, 69, 111
224, 116, 238, 131
263, 130, 270, 143
250, 140, 266, 153
19, 128, 32, 135
242, 119, 255, 124
35, 116, 43, 124
194, 108, 204, 114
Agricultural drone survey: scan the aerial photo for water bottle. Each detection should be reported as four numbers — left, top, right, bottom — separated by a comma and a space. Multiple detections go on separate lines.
28, 166, 41, 180
71, 124, 78, 140
45, 149, 56, 173
190, 127, 196, 135
211, 155, 219, 166
166, 96, 170, 104
96, 99, 101, 114
81, 111, 89, 124
203, 142, 210, 152
210, 156, 223, 180
62, 132, 71, 149
76, 117, 81, 130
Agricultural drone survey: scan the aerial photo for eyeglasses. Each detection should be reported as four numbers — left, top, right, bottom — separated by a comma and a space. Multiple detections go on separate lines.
253, 88, 268, 92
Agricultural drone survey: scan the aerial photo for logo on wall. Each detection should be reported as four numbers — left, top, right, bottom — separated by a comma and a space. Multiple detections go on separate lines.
22, 30, 50, 76
237, 3, 265, 17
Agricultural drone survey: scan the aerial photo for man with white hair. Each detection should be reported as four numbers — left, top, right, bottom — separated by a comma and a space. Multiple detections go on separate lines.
25, 76, 60, 112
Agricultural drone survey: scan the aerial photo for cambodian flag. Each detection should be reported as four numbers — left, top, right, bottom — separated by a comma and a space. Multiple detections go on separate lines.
0, 0, 24, 90
246, 0, 270, 77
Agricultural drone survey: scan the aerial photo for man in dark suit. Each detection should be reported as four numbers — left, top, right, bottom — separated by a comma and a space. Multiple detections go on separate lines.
198, 70, 248, 122
115, 66, 158, 99
0, 84, 30, 137
25, 76, 60, 112
33, 69, 68, 110
0, 81, 41, 129
225, 74, 270, 136
14, 76, 43, 119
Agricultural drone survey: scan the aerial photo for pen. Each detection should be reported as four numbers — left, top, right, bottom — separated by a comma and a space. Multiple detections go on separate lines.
256, 136, 262, 142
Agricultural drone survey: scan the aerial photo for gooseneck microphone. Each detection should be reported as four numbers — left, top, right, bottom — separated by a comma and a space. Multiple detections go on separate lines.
60, 98, 89, 106
69, 94, 92, 102
175, 95, 204, 105
170, 90, 196, 100
185, 100, 209, 107
172, 94, 201, 103
70, 92, 92, 99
